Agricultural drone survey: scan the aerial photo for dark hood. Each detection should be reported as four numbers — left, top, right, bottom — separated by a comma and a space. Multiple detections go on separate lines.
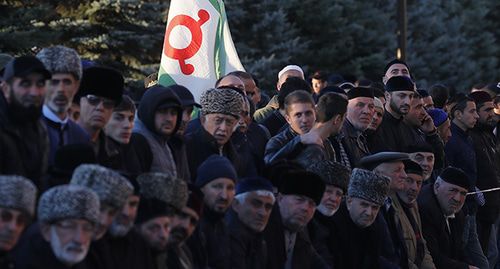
137, 85, 183, 136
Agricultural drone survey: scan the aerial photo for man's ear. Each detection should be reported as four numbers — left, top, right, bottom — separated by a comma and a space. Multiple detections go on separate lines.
1, 82, 11, 103
40, 223, 52, 242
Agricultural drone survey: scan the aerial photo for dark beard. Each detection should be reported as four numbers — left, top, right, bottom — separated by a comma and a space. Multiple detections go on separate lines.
7, 97, 42, 124
167, 226, 188, 247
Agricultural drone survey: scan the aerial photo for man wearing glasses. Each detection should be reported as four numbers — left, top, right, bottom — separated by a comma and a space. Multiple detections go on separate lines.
75, 66, 124, 165
13, 184, 100, 268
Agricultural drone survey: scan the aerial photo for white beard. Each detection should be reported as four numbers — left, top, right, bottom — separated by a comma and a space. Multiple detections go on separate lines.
50, 227, 89, 266
317, 204, 338, 217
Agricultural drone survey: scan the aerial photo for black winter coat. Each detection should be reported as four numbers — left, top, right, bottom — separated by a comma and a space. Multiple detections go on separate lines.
227, 211, 268, 269
417, 185, 468, 269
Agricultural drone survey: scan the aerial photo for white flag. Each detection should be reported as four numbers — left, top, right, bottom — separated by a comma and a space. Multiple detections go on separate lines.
158, 0, 245, 101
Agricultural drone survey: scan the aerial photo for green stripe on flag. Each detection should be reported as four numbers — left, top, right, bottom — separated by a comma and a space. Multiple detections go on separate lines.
158, 65, 177, 86
212, 0, 227, 79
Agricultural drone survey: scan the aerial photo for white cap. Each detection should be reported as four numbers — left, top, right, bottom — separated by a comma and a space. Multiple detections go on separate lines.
278, 65, 304, 79
374, 97, 384, 109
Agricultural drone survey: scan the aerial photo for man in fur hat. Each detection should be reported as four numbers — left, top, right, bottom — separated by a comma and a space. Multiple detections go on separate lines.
329, 168, 391, 269
36, 46, 90, 166
0, 56, 51, 187
0, 176, 37, 268
14, 184, 100, 269
306, 161, 350, 266
185, 87, 248, 180
135, 172, 188, 269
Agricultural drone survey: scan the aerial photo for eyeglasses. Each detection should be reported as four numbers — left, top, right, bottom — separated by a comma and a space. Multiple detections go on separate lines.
85, 94, 115, 109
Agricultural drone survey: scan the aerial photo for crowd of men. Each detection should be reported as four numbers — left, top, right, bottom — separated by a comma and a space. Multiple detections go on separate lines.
0, 45, 499, 269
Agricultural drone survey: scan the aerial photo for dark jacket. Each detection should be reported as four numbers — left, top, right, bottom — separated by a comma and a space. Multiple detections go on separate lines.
417, 185, 468, 269
227, 211, 268, 269
185, 127, 245, 181
261, 110, 287, 137
102, 133, 153, 175
0, 93, 49, 188
340, 119, 370, 167
13, 223, 88, 269
372, 111, 415, 152
192, 207, 230, 269
399, 125, 446, 170
166, 243, 195, 269
307, 211, 336, 266
231, 131, 259, 176
470, 124, 500, 224
264, 126, 305, 165
329, 202, 383, 269
263, 204, 330, 269
42, 117, 90, 166
168, 134, 192, 182
445, 122, 478, 214
84, 231, 155, 269
0, 251, 14, 269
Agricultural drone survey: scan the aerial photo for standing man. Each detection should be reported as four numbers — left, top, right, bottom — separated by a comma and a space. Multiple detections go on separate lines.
75, 66, 124, 165
36, 45, 90, 165
228, 177, 276, 269
374, 76, 416, 152
264, 169, 328, 269
0, 56, 51, 187
341, 87, 375, 167
382, 59, 411, 85
0, 176, 37, 268
468, 91, 500, 263
311, 71, 329, 102
254, 65, 305, 122
133, 85, 186, 178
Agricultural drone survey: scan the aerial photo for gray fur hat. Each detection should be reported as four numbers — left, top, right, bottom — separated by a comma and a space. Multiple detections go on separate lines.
307, 161, 351, 193
36, 45, 82, 80
348, 168, 390, 206
70, 164, 133, 210
38, 184, 100, 224
200, 88, 243, 119
0, 175, 37, 217
137, 173, 188, 211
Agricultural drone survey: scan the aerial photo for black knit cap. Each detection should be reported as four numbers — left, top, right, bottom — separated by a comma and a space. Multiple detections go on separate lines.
385, 76, 415, 92
439, 167, 470, 190
347, 87, 375, 100
406, 143, 434, 154
278, 170, 325, 205
236, 177, 273, 195
169, 84, 201, 108
76, 66, 124, 105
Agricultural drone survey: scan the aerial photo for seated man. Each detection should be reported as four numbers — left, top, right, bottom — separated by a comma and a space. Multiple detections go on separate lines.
228, 177, 275, 269
306, 161, 350, 266
418, 167, 478, 269
0, 176, 37, 268
14, 184, 100, 269
135, 173, 188, 269
329, 168, 390, 269
263, 169, 328, 269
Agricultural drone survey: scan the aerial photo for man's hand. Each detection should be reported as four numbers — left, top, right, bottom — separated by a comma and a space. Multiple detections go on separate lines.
300, 129, 323, 146
420, 113, 436, 134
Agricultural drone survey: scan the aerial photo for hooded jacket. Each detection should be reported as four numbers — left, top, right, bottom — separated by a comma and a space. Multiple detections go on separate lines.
133, 85, 189, 179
